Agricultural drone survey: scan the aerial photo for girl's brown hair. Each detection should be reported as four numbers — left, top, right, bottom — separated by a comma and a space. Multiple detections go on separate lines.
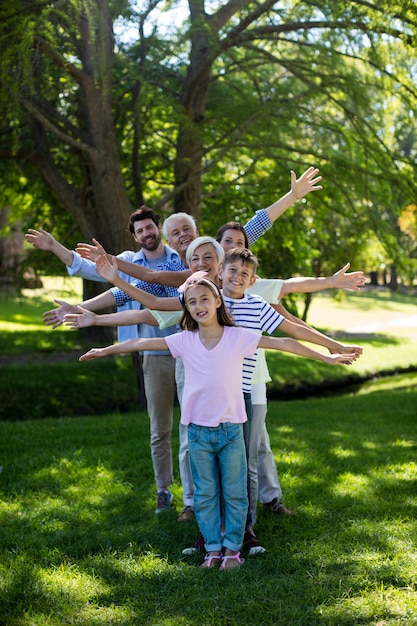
179, 278, 235, 331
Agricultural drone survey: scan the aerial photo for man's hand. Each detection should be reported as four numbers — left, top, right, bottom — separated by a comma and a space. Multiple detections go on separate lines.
42, 299, 78, 329
96, 254, 119, 284
64, 306, 96, 329
291, 167, 322, 200
25, 228, 56, 251
333, 263, 366, 291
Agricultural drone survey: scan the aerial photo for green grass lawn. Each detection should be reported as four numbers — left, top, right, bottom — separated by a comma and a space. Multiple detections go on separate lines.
0, 387, 416, 625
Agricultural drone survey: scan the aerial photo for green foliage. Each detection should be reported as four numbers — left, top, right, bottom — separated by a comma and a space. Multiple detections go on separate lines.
1, 0, 417, 285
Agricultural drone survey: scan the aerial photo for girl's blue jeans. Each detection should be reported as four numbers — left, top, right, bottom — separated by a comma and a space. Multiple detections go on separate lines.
188, 422, 248, 553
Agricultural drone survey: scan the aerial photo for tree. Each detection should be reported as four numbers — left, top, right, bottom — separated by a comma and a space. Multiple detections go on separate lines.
0, 0, 416, 280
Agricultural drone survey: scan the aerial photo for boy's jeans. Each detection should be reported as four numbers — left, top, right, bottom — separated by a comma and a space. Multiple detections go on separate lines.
188, 422, 248, 553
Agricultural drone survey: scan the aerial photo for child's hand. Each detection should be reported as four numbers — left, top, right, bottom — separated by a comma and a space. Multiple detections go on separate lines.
333, 344, 363, 358
332, 263, 367, 291
75, 238, 108, 263
42, 299, 78, 329
96, 254, 118, 283
79, 348, 106, 361
64, 306, 96, 329
326, 353, 357, 365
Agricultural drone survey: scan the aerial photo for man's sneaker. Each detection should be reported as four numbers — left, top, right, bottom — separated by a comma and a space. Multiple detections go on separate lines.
182, 532, 205, 555
262, 498, 293, 515
242, 529, 266, 556
156, 489, 173, 514
177, 505, 194, 522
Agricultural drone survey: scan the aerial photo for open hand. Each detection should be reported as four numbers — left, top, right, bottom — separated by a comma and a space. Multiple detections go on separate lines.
96, 254, 118, 284
333, 263, 366, 291
25, 228, 55, 251
79, 348, 106, 361
64, 306, 96, 329
331, 344, 363, 358
42, 299, 78, 329
291, 167, 322, 200
327, 353, 357, 366
75, 238, 108, 262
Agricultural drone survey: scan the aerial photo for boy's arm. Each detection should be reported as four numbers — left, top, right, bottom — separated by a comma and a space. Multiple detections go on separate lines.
277, 316, 363, 357
258, 336, 357, 365
272, 302, 362, 357
79, 337, 168, 361
264, 167, 322, 223
96, 255, 182, 311
280, 263, 366, 296
64, 307, 158, 329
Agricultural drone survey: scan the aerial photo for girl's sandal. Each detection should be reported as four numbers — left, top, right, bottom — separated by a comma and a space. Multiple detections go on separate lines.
220, 551, 245, 571
200, 553, 222, 569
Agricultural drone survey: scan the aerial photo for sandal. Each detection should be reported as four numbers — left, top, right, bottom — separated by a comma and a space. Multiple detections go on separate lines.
220, 551, 245, 571
200, 552, 222, 569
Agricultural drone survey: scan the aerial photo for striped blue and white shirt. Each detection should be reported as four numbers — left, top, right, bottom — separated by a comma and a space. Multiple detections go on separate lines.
222, 292, 284, 393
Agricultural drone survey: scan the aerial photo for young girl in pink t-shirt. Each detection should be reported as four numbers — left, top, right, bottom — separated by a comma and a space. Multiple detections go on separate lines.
79, 273, 358, 569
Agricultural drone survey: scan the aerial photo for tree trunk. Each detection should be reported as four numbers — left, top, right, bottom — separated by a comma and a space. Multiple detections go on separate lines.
389, 265, 398, 291
301, 292, 313, 322
369, 271, 379, 286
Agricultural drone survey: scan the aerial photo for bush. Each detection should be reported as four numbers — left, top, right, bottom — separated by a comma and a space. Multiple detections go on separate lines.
2, 357, 140, 420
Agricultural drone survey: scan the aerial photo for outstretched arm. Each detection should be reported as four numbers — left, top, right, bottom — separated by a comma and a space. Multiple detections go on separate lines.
259, 336, 357, 365
116, 259, 191, 286
43, 290, 117, 329
79, 337, 168, 361
277, 315, 363, 358
264, 167, 322, 223
95, 255, 182, 311
271, 302, 362, 357
64, 306, 158, 329
280, 263, 366, 297
25, 228, 74, 266
76, 238, 191, 286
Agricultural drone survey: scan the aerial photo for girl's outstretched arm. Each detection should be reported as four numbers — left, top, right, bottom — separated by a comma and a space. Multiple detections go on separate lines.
79, 337, 168, 361
259, 336, 358, 365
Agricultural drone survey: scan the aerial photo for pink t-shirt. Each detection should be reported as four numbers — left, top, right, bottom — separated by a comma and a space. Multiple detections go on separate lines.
165, 325, 260, 426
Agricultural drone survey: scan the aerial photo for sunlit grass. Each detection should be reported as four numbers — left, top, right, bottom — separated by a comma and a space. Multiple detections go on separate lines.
1, 382, 416, 625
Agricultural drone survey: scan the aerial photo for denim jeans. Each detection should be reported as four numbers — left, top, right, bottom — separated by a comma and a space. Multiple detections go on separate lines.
188, 422, 248, 552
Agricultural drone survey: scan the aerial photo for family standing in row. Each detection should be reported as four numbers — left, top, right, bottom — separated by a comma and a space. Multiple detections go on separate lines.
25, 167, 365, 568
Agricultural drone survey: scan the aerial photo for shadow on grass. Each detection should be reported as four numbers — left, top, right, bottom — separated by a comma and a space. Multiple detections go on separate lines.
1, 387, 416, 625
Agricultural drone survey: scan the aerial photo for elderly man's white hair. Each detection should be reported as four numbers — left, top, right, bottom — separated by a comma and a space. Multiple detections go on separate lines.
162, 212, 198, 240
185, 236, 225, 265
